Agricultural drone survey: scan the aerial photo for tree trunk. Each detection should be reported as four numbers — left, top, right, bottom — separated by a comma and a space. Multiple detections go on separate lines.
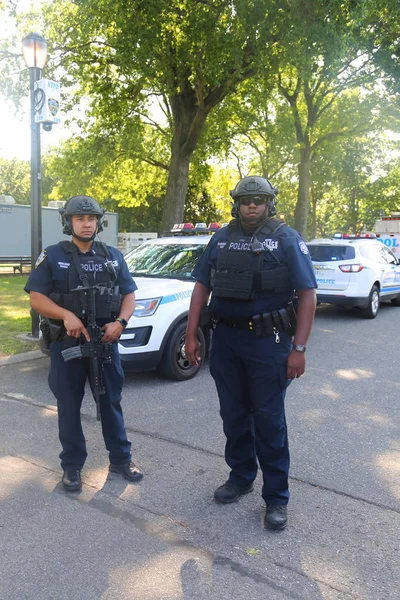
294, 149, 311, 239
161, 143, 192, 235
349, 188, 358, 233
310, 186, 317, 240
160, 91, 209, 235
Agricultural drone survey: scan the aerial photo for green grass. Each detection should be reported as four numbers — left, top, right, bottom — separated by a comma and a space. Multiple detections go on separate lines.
0, 276, 40, 357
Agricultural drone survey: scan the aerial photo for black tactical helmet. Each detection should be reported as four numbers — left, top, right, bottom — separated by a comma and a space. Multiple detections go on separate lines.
230, 176, 278, 218
59, 195, 106, 235
230, 176, 278, 200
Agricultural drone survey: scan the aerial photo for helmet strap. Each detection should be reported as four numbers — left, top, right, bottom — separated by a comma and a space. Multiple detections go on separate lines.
72, 232, 96, 243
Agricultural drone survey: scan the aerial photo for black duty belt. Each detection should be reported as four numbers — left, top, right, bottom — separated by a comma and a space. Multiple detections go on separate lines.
215, 306, 296, 338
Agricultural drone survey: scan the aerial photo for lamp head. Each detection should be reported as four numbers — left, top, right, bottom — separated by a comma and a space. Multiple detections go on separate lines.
22, 33, 48, 69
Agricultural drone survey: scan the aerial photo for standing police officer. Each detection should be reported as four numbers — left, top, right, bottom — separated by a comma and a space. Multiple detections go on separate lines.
186, 176, 317, 530
25, 195, 143, 492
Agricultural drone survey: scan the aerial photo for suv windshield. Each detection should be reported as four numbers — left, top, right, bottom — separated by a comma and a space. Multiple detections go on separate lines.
308, 245, 355, 261
125, 242, 206, 280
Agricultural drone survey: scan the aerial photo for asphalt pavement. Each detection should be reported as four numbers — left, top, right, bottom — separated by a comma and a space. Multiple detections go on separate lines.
0, 303, 399, 600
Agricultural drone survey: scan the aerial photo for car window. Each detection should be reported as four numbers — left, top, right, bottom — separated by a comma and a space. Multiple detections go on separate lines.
308, 245, 355, 261
380, 246, 398, 265
358, 244, 385, 263
125, 242, 206, 280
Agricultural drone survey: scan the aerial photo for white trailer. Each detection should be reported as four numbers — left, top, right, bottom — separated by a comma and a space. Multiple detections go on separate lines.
374, 212, 400, 259
117, 231, 158, 254
0, 202, 118, 256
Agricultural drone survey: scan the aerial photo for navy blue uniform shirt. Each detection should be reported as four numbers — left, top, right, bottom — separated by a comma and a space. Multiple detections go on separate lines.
192, 222, 317, 319
25, 241, 137, 296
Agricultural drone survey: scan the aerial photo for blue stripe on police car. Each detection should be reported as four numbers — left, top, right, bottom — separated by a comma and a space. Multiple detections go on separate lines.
160, 289, 193, 304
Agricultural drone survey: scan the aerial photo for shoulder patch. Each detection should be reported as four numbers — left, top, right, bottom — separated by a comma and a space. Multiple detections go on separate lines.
298, 240, 309, 255
35, 250, 47, 268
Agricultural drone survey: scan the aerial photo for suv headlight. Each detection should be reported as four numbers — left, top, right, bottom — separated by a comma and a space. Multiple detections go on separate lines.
134, 297, 162, 317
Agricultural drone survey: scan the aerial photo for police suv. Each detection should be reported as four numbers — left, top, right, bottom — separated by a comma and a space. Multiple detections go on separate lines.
307, 234, 400, 318
119, 223, 217, 380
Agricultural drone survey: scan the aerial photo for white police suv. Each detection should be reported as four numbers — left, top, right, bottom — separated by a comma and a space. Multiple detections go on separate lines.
308, 234, 400, 318
119, 224, 215, 379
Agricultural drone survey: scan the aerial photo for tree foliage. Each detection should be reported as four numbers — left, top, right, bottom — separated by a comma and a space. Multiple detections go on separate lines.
39, 0, 303, 232
0, 157, 30, 202
275, 17, 397, 237
1, 0, 399, 238
310, 131, 400, 237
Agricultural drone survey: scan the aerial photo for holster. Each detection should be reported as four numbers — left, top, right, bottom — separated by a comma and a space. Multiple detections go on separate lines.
252, 303, 297, 338
39, 317, 66, 348
214, 301, 297, 338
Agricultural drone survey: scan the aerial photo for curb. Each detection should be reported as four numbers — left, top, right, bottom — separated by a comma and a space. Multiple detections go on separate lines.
0, 349, 46, 367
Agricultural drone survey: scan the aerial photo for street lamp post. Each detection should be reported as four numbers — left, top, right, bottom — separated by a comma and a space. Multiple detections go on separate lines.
22, 33, 48, 338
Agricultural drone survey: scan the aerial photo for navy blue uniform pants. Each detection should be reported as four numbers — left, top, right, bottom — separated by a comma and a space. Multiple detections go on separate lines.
48, 341, 132, 471
210, 324, 292, 505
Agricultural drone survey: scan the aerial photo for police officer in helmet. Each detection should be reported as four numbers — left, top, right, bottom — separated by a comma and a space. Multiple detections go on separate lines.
25, 195, 143, 492
186, 176, 317, 530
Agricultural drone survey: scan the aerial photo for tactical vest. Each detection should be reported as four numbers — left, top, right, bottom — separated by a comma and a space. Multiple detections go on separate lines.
212, 218, 291, 301
50, 241, 122, 320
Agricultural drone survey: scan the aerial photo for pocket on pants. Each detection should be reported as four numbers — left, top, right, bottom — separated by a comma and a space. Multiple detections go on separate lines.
111, 345, 124, 380
276, 358, 292, 391
48, 366, 60, 397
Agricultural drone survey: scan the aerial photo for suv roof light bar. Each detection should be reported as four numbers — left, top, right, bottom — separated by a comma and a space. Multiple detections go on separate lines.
208, 222, 221, 231
332, 232, 376, 240
194, 222, 207, 231
171, 222, 221, 235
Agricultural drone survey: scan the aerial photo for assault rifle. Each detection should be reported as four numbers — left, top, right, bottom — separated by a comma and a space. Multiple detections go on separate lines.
61, 285, 113, 421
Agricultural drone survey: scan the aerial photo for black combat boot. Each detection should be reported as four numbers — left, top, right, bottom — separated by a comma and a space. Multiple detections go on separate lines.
109, 461, 143, 482
214, 481, 254, 503
265, 504, 288, 530
62, 469, 82, 492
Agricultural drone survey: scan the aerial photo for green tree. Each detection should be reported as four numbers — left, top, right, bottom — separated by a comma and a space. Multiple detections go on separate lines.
274, 0, 400, 237
357, 0, 400, 92
207, 80, 296, 182
0, 157, 30, 202
45, 132, 169, 207
40, 0, 297, 233
310, 132, 400, 237
277, 65, 392, 237
3, 0, 398, 237
198, 1, 399, 238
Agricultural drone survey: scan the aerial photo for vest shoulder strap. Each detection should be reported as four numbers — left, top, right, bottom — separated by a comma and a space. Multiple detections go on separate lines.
58, 240, 110, 258
58, 241, 91, 288
94, 241, 110, 258
227, 217, 285, 236
227, 219, 240, 233
260, 217, 285, 236
59, 240, 75, 254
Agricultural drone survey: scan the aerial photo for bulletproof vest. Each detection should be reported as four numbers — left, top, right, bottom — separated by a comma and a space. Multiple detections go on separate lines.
212, 218, 291, 300
50, 241, 122, 320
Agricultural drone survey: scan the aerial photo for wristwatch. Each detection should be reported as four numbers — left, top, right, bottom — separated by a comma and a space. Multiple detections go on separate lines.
292, 344, 306, 353
115, 317, 128, 329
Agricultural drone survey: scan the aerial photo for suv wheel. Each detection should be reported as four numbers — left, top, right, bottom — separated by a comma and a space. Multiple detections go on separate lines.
159, 321, 206, 381
361, 285, 380, 319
